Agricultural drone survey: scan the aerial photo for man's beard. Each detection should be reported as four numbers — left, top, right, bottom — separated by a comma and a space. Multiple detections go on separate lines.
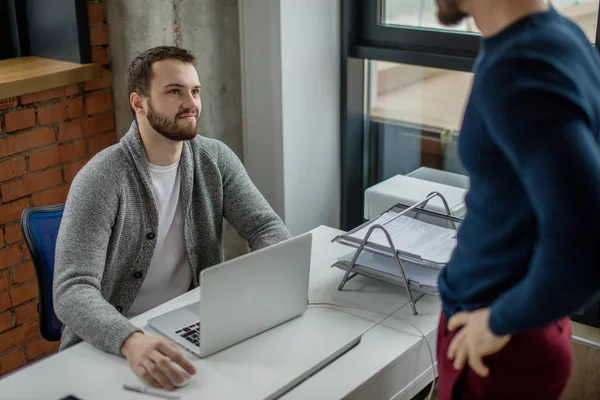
436, 0, 469, 26
146, 99, 199, 142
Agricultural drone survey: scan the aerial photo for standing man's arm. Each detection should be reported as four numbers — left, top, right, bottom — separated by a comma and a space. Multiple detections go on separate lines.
481, 59, 600, 335
447, 58, 600, 377
215, 142, 292, 249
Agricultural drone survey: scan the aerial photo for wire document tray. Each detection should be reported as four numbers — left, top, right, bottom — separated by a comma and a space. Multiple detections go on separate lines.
332, 192, 464, 315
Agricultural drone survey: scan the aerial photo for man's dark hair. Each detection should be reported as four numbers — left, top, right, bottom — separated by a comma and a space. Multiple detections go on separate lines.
127, 46, 196, 115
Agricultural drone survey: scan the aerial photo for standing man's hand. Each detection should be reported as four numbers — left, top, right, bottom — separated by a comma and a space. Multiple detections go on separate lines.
121, 332, 196, 390
447, 308, 511, 378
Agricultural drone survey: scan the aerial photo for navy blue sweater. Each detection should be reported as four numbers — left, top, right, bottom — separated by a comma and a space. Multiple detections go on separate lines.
438, 7, 600, 335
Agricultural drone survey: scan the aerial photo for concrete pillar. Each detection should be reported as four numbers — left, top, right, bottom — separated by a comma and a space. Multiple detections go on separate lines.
105, 0, 247, 258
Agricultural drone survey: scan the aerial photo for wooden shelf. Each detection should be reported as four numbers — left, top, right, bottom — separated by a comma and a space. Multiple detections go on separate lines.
371, 68, 473, 133
0, 57, 103, 100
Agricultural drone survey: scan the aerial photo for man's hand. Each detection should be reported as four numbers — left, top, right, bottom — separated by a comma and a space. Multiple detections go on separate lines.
121, 332, 196, 390
447, 308, 511, 378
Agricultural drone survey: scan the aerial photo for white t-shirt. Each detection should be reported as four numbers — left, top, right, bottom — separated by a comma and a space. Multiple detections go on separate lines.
125, 160, 192, 317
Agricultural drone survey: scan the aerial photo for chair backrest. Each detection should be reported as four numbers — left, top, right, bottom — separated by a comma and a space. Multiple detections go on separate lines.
21, 204, 64, 342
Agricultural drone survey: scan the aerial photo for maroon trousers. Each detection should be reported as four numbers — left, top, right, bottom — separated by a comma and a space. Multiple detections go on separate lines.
436, 313, 573, 400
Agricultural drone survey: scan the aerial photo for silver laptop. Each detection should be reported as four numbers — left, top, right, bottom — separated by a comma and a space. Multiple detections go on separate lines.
147, 233, 312, 358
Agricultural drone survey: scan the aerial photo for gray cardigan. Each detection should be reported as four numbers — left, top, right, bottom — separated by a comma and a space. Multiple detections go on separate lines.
53, 122, 291, 355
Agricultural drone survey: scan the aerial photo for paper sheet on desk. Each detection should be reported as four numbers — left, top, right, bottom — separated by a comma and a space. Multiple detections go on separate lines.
338, 251, 440, 288
349, 212, 457, 264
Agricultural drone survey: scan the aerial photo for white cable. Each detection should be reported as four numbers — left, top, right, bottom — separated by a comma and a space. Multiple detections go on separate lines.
308, 302, 436, 400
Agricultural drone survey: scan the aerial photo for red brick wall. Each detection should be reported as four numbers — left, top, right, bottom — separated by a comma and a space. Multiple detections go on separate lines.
0, 0, 116, 376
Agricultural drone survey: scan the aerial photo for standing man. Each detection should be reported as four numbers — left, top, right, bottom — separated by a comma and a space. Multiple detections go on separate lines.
434, 1, 600, 399
54, 46, 291, 390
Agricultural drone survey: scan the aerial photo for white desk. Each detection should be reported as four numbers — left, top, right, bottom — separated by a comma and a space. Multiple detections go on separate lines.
0, 226, 440, 400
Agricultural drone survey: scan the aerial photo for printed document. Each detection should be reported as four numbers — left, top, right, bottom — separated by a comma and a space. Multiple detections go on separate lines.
338, 250, 440, 288
349, 211, 457, 264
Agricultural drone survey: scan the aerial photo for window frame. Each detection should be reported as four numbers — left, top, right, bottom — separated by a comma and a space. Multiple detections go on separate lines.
340, 0, 600, 230
358, 0, 480, 63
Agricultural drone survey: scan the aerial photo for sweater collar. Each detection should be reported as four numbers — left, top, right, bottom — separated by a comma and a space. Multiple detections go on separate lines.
121, 121, 195, 222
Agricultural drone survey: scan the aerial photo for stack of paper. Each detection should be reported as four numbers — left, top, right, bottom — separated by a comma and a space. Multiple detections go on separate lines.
336, 250, 441, 293
349, 211, 457, 264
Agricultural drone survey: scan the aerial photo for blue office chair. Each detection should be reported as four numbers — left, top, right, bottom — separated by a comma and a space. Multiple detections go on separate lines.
21, 204, 64, 342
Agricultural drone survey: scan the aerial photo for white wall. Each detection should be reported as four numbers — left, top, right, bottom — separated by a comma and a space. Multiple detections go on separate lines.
239, 0, 341, 235
238, 1, 285, 218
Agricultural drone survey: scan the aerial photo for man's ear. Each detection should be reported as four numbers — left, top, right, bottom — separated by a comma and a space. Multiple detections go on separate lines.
130, 92, 145, 115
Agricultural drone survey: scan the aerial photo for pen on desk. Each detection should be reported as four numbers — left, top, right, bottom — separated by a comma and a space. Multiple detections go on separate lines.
123, 384, 180, 400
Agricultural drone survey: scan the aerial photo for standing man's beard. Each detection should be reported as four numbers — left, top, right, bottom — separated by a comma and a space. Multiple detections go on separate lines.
146, 99, 199, 142
436, 0, 469, 26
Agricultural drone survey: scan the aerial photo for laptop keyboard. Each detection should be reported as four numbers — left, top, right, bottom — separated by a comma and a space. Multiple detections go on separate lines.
175, 321, 200, 346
